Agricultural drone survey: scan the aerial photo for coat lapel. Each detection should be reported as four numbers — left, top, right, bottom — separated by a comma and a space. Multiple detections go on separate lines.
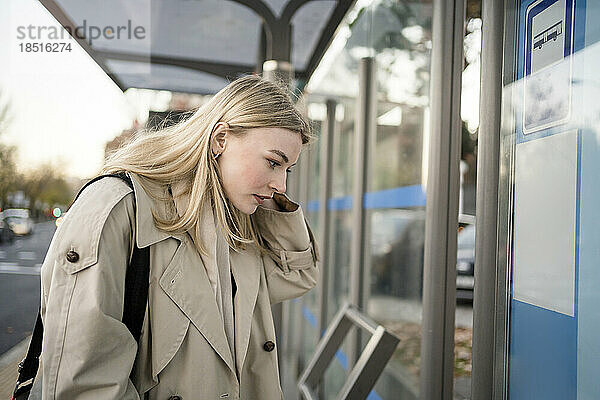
230, 246, 261, 376
153, 178, 262, 377
158, 236, 236, 375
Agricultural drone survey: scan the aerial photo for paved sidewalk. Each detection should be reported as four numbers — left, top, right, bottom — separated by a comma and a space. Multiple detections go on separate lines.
0, 336, 29, 399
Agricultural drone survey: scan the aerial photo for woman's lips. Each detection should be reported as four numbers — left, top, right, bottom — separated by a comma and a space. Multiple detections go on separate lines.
253, 194, 265, 205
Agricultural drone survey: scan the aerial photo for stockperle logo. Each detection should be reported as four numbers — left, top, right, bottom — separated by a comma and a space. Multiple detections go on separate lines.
16, 19, 147, 45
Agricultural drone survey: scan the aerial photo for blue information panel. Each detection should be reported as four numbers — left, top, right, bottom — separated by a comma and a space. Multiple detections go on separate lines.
505, 0, 600, 398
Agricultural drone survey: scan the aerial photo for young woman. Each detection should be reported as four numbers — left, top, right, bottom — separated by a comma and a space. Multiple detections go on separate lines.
39, 75, 320, 399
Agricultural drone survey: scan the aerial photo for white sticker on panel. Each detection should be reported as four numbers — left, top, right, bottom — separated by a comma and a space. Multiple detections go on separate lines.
513, 130, 577, 316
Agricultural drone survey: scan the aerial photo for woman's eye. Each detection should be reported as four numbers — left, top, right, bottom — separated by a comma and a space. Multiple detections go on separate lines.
268, 159, 292, 173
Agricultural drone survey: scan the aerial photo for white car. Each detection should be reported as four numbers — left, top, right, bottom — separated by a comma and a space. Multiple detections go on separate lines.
456, 223, 475, 300
3, 209, 34, 236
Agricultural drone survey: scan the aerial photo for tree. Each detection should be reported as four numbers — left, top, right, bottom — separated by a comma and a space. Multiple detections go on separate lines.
0, 90, 17, 209
20, 163, 72, 219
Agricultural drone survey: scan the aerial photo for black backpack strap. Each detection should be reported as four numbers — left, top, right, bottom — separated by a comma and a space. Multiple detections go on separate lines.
12, 313, 42, 399
13, 172, 150, 399
72, 172, 134, 203
123, 244, 150, 342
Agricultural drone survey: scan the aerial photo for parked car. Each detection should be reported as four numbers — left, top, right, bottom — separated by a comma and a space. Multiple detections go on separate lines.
370, 209, 426, 299
456, 223, 475, 300
371, 211, 476, 302
3, 208, 34, 236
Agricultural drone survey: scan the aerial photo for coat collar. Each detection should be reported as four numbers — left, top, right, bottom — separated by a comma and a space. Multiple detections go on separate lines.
127, 172, 179, 247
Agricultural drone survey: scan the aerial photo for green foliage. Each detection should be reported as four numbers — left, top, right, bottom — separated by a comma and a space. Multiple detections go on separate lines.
0, 90, 72, 215
18, 164, 73, 218
0, 91, 17, 208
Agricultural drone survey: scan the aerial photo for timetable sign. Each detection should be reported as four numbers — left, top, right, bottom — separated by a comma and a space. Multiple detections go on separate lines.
523, 0, 573, 134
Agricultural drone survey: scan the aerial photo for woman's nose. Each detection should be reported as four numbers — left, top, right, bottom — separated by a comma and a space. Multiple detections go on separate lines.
270, 173, 287, 193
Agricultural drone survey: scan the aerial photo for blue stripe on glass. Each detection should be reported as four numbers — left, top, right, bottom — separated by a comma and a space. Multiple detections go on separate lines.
364, 185, 426, 209
329, 196, 353, 211
367, 391, 383, 400
304, 185, 426, 212
335, 349, 348, 370
307, 200, 319, 212
302, 306, 318, 328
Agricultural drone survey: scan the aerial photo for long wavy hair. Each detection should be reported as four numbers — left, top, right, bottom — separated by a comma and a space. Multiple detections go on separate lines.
102, 74, 316, 257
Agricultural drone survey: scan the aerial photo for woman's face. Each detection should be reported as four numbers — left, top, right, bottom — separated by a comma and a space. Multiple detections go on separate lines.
212, 125, 302, 215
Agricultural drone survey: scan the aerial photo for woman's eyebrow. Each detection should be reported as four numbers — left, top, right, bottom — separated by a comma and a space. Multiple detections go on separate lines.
267, 149, 296, 166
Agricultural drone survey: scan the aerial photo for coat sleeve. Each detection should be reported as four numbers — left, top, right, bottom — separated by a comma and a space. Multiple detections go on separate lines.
39, 179, 140, 400
251, 192, 320, 304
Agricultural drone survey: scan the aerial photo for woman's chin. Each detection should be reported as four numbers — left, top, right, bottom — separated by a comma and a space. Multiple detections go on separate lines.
240, 206, 257, 215
230, 199, 257, 215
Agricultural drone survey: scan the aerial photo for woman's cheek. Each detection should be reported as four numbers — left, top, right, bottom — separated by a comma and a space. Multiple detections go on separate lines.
247, 171, 267, 188
232, 161, 254, 183
240, 164, 266, 187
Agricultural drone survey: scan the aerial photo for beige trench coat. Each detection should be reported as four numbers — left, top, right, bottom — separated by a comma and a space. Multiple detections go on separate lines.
39, 173, 320, 399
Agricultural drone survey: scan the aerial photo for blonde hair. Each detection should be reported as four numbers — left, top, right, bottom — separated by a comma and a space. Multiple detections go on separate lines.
102, 75, 315, 257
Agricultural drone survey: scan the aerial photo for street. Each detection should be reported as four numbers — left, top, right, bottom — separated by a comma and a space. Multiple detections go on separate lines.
0, 221, 55, 355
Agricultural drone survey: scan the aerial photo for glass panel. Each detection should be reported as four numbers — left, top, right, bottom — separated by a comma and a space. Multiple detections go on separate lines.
303, 0, 367, 394
500, 0, 600, 397
105, 60, 231, 95
298, 288, 320, 372
364, 1, 433, 399
304, 0, 434, 397
320, 98, 355, 395
322, 326, 358, 399
367, 208, 424, 398
291, 1, 338, 71
326, 98, 355, 324
298, 117, 322, 375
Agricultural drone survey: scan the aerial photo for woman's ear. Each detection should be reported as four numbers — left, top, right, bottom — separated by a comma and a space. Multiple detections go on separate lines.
211, 122, 229, 155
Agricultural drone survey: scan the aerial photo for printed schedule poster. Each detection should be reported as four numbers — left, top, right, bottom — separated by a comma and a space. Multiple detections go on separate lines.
524, 0, 574, 133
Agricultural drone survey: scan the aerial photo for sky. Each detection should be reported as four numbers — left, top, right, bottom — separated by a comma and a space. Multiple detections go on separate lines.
0, 0, 169, 179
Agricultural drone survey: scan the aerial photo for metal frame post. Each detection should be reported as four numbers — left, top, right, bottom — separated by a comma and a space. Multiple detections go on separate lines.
494, 1, 518, 398
419, 0, 465, 398
472, 0, 506, 398
317, 99, 336, 338
263, 60, 294, 87
349, 57, 376, 366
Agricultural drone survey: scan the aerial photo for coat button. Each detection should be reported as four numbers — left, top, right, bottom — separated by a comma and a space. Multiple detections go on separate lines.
167, 396, 182, 400
263, 340, 275, 352
66, 250, 79, 263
